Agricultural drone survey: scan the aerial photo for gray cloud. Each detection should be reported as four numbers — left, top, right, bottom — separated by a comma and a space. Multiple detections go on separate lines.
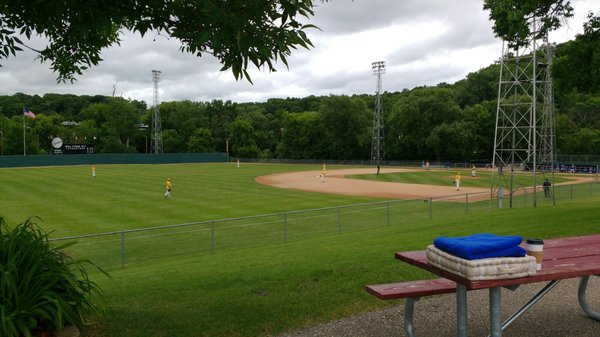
0, 0, 598, 106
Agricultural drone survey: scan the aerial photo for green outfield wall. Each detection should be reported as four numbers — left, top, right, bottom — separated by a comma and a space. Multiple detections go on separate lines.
0, 153, 227, 168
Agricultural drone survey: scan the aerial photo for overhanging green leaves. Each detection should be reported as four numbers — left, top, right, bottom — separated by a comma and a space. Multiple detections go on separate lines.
0, 0, 325, 83
483, 0, 574, 48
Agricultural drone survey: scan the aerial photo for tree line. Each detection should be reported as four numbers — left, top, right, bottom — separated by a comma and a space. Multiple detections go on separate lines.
0, 14, 598, 161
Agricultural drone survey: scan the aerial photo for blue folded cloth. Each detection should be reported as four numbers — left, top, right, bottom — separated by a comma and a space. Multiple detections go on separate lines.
433, 233, 526, 260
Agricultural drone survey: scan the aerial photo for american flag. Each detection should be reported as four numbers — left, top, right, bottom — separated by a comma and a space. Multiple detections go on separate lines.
23, 107, 36, 118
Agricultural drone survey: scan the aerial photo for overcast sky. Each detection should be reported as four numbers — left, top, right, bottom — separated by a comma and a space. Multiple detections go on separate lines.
1, 0, 599, 106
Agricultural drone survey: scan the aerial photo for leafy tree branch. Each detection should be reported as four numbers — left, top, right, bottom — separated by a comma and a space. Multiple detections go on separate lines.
0, 0, 324, 83
483, 0, 574, 47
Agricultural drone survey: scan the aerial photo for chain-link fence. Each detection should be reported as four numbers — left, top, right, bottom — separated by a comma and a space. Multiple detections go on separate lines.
52, 181, 600, 271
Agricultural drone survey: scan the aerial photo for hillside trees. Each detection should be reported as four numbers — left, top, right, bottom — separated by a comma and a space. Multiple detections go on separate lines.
162, 129, 184, 153
387, 87, 462, 161
81, 98, 142, 153
159, 101, 205, 153
454, 64, 500, 108
559, 128, 600, 155
552, 13, 600, 156
0, 113, 33, 155
462, 102, 496, 159
553, 13, 600, 97
278, 111, 326, 159
0, 94, 41, 117
187, 128, 213, 153
426, 121, 474, 161
235, 104, 279, 157
273, 96, 372, 160
229, 118, 259, 158
157, 100, 239, 154
30, 114, 66, 151
0, 94, 115, 119
205, 100, 237, 153
319, 95, 371, 160
0, 111, 65, 155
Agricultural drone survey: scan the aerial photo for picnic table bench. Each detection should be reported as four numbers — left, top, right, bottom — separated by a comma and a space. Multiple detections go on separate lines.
366, 278, 463, 337
366, 234, 600, 337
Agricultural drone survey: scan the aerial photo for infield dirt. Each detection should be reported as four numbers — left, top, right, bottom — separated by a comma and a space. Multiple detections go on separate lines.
255, 168, 488, 199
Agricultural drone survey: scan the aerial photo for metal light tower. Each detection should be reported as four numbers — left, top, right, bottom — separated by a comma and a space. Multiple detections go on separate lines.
151, 70, 163, 154
492, 19, 556, 208
371, 61, 385, 175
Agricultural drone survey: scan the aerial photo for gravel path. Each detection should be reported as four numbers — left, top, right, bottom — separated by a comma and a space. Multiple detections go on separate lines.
278, 277, 600, 337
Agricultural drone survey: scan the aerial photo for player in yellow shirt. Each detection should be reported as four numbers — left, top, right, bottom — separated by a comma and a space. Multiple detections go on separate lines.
320, 163, 326, 183
455, 172, 461, 191
164, 178, 172, 198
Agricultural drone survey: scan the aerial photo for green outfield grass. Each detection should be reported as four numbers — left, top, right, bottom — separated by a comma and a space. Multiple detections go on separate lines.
348, 169, 574, 188
1, 163, 379, 237
91, 198, 600, 337
1, 163, 599, 337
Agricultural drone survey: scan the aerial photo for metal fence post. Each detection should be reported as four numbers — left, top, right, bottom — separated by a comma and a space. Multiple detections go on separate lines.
386, 202, 390, 225
429, 198, 432, 220
571, 185, 574, 201
283, 212, 287, 242
121, 232, 125, 270
210, 221, 215, 255
337, 207, 342, 233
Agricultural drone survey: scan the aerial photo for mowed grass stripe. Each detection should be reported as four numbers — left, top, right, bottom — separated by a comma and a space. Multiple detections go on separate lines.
1, 163, 379, 236
5, 165, 173, 233
2, 168, 78, 225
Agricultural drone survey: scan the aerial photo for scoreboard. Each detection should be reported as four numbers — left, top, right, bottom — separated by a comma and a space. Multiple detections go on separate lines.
51, 138, 94, 154
63, 144, 95, 154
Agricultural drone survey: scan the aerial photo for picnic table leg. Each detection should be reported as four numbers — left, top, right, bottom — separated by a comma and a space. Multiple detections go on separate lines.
404, 297, 419, 337
578, 275, 600, 321
457, 284, 468, 337
489, 287, 502, 337
488, 280, 560, 337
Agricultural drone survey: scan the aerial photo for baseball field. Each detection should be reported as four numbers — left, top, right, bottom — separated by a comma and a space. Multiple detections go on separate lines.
1, 163, 599, 336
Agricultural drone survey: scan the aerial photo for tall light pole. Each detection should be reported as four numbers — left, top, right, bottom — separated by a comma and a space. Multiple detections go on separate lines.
138, 123, 149, 154
371, 61, 385, 175
151, 70, 164, 154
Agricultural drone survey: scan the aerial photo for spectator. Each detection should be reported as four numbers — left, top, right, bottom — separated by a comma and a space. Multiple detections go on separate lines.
543, 178, 551, 198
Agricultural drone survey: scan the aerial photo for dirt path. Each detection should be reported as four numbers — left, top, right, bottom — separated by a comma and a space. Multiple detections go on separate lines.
255, 168, 489, 199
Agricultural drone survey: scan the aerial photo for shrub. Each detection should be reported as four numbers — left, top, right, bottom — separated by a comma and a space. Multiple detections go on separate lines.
0, 217, 108, 337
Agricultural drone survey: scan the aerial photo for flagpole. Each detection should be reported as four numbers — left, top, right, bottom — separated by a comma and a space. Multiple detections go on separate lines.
23, 108, 26, 156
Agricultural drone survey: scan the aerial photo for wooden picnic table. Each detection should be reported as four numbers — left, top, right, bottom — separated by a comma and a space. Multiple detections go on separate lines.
395, 234, 600, 337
